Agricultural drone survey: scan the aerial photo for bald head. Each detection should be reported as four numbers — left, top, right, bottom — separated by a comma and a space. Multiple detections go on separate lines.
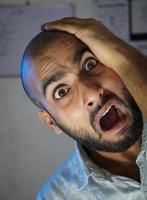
21, 31, 88, 109
21, 28, 144, 155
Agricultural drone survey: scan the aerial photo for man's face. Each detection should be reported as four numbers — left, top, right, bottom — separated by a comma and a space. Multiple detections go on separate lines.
36, 35, 143, 153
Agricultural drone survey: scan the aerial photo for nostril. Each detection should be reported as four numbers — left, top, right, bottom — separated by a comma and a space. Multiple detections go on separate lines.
88, 102, 94, 107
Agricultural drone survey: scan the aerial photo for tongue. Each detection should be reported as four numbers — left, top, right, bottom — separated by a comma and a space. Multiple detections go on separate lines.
100, 106, 119, 131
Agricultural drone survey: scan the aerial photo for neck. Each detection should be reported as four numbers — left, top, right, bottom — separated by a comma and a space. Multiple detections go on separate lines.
86, 138, 142, 165
85, 138, 142, 182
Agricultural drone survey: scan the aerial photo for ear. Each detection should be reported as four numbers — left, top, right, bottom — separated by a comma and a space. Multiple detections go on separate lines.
38, 110, 62, 135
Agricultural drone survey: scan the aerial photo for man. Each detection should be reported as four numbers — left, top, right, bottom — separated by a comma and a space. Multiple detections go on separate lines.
21, 18, 147, 199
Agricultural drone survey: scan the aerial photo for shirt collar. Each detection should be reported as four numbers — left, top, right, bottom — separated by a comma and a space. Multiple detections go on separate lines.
75, 142, 92, 191
136, 119, 147, 165
75, 142, 110, 191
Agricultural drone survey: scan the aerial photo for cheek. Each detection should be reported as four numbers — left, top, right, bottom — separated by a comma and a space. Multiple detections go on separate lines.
104, 76, 124, 90
55, 104, 90, 128
99, 69, 128, 98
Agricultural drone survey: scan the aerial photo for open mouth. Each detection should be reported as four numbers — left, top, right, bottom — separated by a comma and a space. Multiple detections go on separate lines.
100, 105, 120, 131
95, 101, 128, 134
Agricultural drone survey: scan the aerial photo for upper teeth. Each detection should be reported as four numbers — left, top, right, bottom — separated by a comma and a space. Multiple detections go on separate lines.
102, 106, 112, 117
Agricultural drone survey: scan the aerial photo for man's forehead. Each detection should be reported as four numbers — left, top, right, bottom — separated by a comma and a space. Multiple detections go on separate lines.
36, 37, 83, 64
35, 40, 88, 80
35, 55, 67, 80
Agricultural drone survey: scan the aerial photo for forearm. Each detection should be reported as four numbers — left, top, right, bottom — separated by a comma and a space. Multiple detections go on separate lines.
109, 40, 147, 119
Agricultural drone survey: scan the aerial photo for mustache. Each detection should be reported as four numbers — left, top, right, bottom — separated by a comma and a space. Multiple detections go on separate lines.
91, 93, 115, 116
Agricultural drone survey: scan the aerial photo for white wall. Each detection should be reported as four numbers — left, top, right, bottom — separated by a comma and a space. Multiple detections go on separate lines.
0, 0, 93, 200
1, 1, 146, 200
0, 78, 74, 200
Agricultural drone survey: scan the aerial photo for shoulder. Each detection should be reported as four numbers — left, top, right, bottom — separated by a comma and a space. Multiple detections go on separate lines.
37, 152, 79, 200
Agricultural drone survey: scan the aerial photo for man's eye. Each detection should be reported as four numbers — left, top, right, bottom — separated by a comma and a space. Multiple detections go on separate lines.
54, 85, 70, 100
84, 58, 97, 72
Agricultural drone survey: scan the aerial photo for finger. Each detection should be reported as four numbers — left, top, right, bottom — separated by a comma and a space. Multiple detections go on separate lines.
41, 20, 81, 37
42, 23, 77, 35
41, 19, 61, 31
41, 17, 85, 33
41, 17, 79, 30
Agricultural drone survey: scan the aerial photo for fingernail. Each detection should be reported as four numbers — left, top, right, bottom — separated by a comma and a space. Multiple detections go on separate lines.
41, 24, 47, 31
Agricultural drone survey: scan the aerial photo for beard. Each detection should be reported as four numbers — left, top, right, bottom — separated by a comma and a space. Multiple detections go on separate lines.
55, 89, 143, 153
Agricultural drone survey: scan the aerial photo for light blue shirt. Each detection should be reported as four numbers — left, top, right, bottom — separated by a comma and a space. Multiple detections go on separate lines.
37, 121, 147, 200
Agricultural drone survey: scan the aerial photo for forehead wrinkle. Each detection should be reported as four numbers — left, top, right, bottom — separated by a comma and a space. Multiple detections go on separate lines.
36, 56, 58, 80
36, 57, 76, 85
35, 38, 86, 80
73, 46, 91, 64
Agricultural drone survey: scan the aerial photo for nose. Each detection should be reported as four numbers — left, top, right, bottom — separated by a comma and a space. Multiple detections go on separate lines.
79, 81, 103, 111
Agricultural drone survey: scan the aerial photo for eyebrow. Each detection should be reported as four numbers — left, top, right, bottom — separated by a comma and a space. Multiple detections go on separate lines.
42, 71, 67, 94
73, 46, 90, 63
42, 47, 91, 94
